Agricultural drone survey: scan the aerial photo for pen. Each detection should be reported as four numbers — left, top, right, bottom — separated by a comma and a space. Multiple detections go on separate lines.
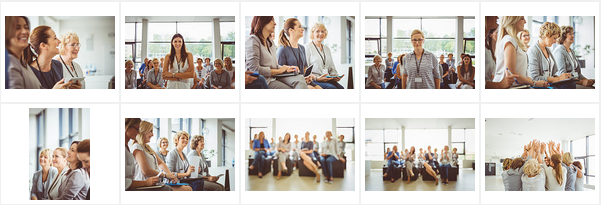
505, 68, 519, 85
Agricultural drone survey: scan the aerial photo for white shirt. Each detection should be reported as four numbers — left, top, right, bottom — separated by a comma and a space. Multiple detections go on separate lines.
131, 143, 159, 181
167, 58, 190, 89
59, 60, 85, 89
494, 35, 527, 85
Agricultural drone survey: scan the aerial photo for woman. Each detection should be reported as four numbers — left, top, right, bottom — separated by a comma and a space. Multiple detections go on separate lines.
56, 32, 85, 88
145, 58, 164, 89
76, 139, 90, 199
494, 16, 546, 87
405, 146, 416, 182
456, 55, 475, 89
321, 131, 345, 184
246, 16, 301, 89
276, 133, 292, 180
166, 131, 203, 191
312, 135, 321, 167
485, 28, 497, 83
300, 132, 320, 182
57, 141, 89, 200
527, 22, 572, 88
162, 33, 195, 89
133, 122, 192, 191
305, 22, 344, 89
423, 146, 438, 185
518, 29, 531, 50
207, 58, 231, 89
157, 137, 169, 163
366, 55, 385, 89
402, 29, 440, 89
393, 54, 405, 89
383, 145, 400, 182
521, 158, 546, 191
125, 118, 172, 191
188, 135, 225, 191
503, 157, 525, 191
125, 60, 137, 89
6, 17, 69, 89
249, 131, 270, 178
224, 56, 235, 88
439, 55, 451, 89
561, 152, 576, 191
439, 146, 453, 185
501, 158, 513, 190
384, 52, 396, 89
291, 134, 301, 168
543, 154, 567, 191
193, 58, 207, 89
30, 148, 57, 200
573, 161, 584, 191
553, 26, 595, 87
25, 26, 81, 89
47, 147, 68, 199
277, 18, 318, 89
451, 148, 459, 167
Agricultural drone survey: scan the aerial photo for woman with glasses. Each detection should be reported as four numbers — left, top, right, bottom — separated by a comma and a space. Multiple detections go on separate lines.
518, 29, 531, 50
162, 33, 194, 89
157, 137, 169, 163
305, 22, 345, 89
55, 32, 85, 88
402, 29, 440, 89
206, 58, 231, 89
145, 58, 164, 89
527, 22, 572, 88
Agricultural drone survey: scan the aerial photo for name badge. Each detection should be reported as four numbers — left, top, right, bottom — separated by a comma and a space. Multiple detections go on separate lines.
415, 77, 423, 83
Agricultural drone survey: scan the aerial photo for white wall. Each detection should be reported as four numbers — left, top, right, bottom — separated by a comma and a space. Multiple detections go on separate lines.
577, 16, 595, 78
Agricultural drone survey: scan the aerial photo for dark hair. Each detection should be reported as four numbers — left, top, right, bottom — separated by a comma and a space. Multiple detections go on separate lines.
23, 25, 51, 65
486, 28, 497, 62
460, 55, 474, 77
278, 18, 298, 47
510, 157, 525, 169
572, 161, 582, 170
284, 133, 291, 143
5, 16, 30, 67
250, 16, 274, 48
67, 141, 83, 174
168, 33, 188, 68
77, 139, 90, 154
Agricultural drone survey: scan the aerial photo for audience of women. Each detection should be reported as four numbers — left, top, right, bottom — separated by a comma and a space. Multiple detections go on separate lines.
145, 58, 164, 89
439, 146, 453, 184
312, 135, 321, 167
423, 146, 439, 185
206, 58, 232, 89
402, 29, 440, 89
366, 55, 385, 89
193, 58, 207, 89
485, 24, 518, 89
56, 32, 85, 88
30, 149, 58, 200
162, 33, 194, 89
404, 147, 416, 182
392, 54, 405, 89
320, 131, 345, 184
165, 131, 203, 191
188, 135, 225, 191
249, 131, 271, 178
277, 18, 317, 89
553, 26, 595, 87
276, 133, 292, 180
527, 22, 573, 88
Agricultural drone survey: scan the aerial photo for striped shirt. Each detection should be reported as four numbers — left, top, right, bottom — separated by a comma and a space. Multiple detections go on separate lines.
403, 50, 440, 89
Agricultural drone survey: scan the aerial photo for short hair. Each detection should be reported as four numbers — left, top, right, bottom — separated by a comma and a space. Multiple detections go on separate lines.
173, 131, 189, 146
125, 60, 133, 67
538, 22, 561, 38
40, 148, 53, 165
309, 22, 328, 40
411, 29, 425, 39
503, 158, 513, 171
214, 58, 223, 67
373, 55, 382, 63
159, 137, 169, 145
77, 139, 90, 154
557, 26, 574, 44
205, 57, 211, 61
190, 135, 204, 151
510, 157, 525, 169
448, 53, 453, 57
58, 31, 79, 55
387, 52, 393, 56
522, 159, 541, 176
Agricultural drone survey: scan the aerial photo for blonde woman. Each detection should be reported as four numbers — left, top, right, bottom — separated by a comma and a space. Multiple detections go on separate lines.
527, 22, 571, 87
518, 29, 531, 50
188, 135, 225, 191
521, 159, 545, 191
55, 31, 85, 88
366, 55, 385, 89
166, 131, 203, 191
206, 58, 231, 89
125, 60, 137, 89
562, 152, 576, 191
305, 22, 344, 89
145, 58, 164, 89
157, 137, 170, 163
402, 29, 440, 89
47, 147, 68, 199
31, 149, 58, 200
224, 57, 235, 88
132, 121, 192, 191
494, 16, 546, 87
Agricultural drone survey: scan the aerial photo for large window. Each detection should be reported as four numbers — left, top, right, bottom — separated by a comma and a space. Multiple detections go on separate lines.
571, 135, 596, 187
452, 128, 476, 166
36, 111, 45, 170
59, 108, 79, 148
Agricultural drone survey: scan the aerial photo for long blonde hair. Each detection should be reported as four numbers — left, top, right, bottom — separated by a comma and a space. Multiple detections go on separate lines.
135, 121, 157, 156
496, 16, 527, 52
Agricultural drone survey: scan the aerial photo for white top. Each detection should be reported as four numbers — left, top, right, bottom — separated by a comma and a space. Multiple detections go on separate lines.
544, 164, 567, 191
131, 143, 159, 181
59, 59, 85, 89
575, 176, 585, 191
545, 57, 555, 79
166, 58, 190, 89
485, 49, 495, 82
304, 41, 339, 77
494, 35, 527, 85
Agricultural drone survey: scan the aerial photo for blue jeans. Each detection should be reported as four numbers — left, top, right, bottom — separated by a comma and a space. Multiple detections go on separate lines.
440, 164, 452, 180
321, 155, 338, 178
313, 151, 320, 161
386, 160, 400, 176
366, 83, 385, 89
252, 151, 267, 173
246, 75, 269, 89
314, 81, 344, 89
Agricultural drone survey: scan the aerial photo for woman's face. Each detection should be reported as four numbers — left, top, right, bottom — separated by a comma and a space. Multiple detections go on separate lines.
152, 60, 160, 69
160, 139, 169, 149
543, 34, 559, 47
520, 32, 531, 44
39, 153, 50, 168
178, 135, 189, 148
66, 143, 79, 164
52, 150, 66, 168
197, 59, 202, 66
143, 130, 153, 144
313, 27, 326, 42
44, 29, 61, 56
126, 123, 140, 140
77, 152, 90, 169
515, 16, 526, 32
411, 34, 424, 50
564, 31, 575, 45
198, 139, 205, 151
264, 18, 276, 34
224, 58, 232, 67
462, 56, 470, 65
304, 133, 310, 141
290, 20, 304, 38
439, 56, 445, 62
215, 61, 222, 70
388, 53, 393, 59
172, 37, 183, 50
491, 28, 498, 42
126, 62, 133, 69
10, 17, 30, 50
373, 57, 382, 65
64, 37, 80, 59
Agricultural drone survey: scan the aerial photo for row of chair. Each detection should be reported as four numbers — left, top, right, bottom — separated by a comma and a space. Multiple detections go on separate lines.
382, 165, 458, 181
248, 156, 345, 178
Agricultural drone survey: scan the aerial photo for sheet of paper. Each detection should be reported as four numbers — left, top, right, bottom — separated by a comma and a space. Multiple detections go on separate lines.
188, 156, 200, 178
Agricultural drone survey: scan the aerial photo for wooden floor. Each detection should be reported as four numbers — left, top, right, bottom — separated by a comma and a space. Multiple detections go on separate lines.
245, 161, 355, 191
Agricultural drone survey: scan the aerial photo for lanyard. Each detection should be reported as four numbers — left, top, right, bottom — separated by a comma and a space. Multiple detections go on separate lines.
151, 69, 160, 84
126, 71, 133, 86
59, 56, 78, 77
414, 50, 424, 77
35, 59, 56, 89
312, 41, 326, 67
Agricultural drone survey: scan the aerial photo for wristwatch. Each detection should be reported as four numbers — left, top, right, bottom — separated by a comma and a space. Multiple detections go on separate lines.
172, 73, 175, 78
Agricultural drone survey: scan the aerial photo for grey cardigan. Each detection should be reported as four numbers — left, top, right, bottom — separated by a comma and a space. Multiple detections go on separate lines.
166, 148, 190, 177
245, 35, 280, 81
553, 45, 584, 80
187, 150, 210, 177
30, 167, 58, 199
527, 41, 559, 82
57, 168, 89, 200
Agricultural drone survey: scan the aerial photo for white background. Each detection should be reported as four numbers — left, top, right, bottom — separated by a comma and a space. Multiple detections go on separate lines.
1, 2, 120, 102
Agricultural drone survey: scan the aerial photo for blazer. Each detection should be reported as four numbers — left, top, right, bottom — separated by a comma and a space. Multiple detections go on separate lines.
165, 148, 190, 177
245, 35, 279, 81
527, 41, 559, 82
553, 45, 584, 80
30, 167, 58, 199
57, 168, 89, 200
252, 139, 271, 150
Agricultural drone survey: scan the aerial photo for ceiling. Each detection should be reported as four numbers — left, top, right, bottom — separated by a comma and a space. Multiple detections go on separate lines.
485, 118, 595, 157
29, 108, 46, 115
365, 118, 475, 130
49, 16, 114, 21
125, 16, 234, 23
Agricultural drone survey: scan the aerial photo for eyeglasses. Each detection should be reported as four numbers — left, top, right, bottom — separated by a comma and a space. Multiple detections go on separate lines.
522, 35, 530, 38
411, 39, 424, 42
67, 43, 81, 48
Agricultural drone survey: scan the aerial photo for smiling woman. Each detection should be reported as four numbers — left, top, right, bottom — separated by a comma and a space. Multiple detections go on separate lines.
163, 33, 195, 89
56, 32, 85, 88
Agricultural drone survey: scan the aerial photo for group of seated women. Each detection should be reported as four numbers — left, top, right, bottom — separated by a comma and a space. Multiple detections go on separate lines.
125, 118, 225, 191
501, 139, 585, 191
6, 16, 84, 89
249, 131, 346, 183
124, 33, 235, 90
367, 29, 475, 89
486, 16, 594, 89
245, 16, 345, 89
30, 139, 90, 200
383, 145, 459, 185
